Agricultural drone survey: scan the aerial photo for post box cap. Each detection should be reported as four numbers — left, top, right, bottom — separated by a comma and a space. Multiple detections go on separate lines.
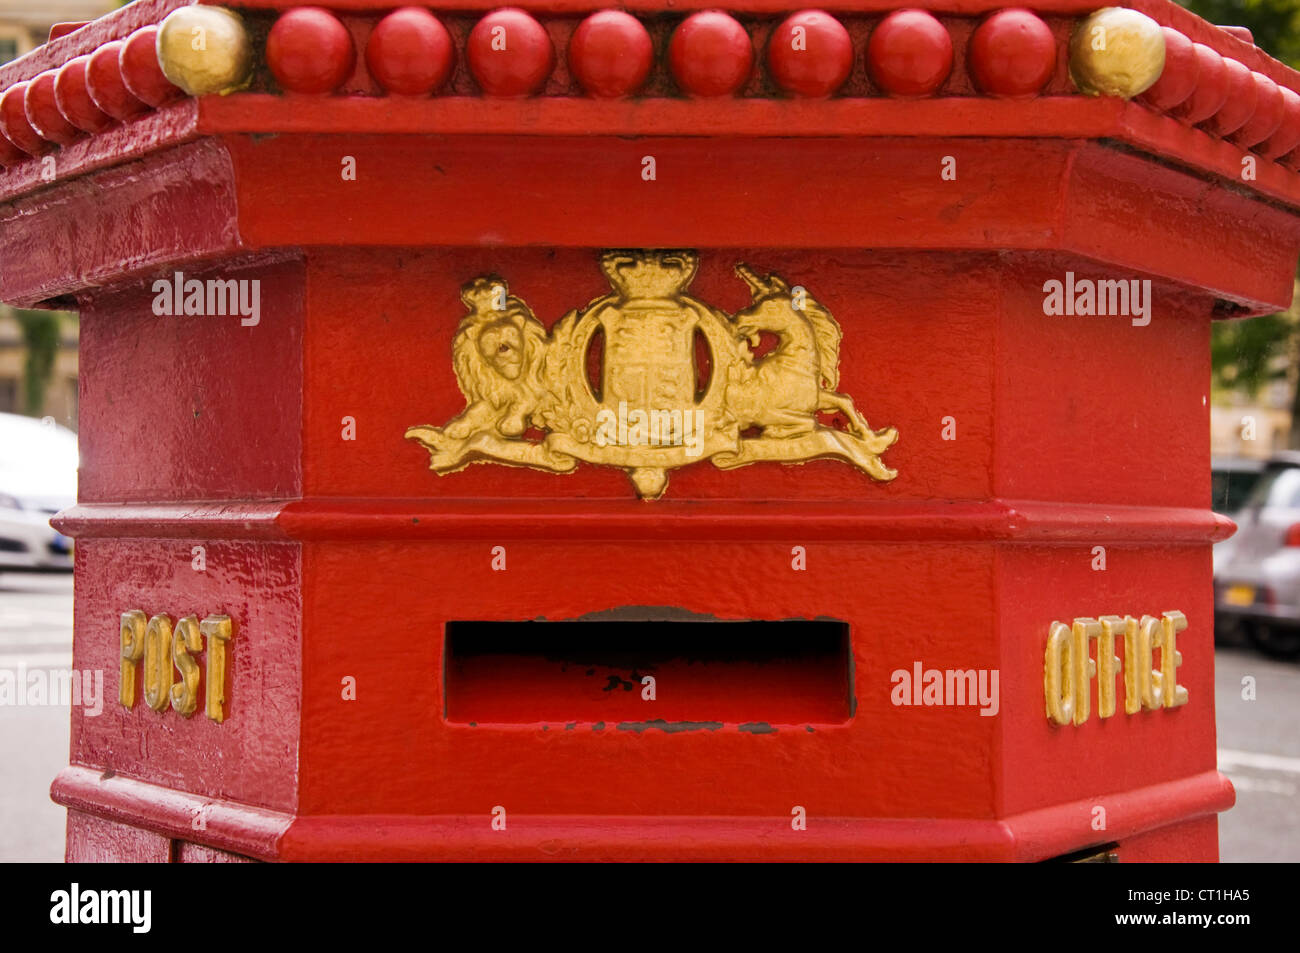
0, 3, 1298, 207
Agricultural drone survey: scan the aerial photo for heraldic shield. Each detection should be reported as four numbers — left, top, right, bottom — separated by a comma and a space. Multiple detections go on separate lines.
405, 250, 898, 499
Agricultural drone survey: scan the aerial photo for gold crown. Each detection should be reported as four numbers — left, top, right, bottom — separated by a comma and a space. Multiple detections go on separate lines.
599, 250, 699, 299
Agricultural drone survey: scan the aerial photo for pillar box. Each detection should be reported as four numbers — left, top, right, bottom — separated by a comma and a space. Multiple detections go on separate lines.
2, 0, 1296, 862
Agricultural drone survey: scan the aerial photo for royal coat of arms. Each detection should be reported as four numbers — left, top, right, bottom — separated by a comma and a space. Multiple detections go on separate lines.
405, 250, 898, 499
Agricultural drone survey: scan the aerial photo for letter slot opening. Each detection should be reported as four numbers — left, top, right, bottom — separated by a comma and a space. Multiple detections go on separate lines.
444, 619, 852, 726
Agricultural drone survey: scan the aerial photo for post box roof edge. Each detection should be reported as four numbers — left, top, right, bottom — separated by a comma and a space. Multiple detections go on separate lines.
0, 1, 1296, 212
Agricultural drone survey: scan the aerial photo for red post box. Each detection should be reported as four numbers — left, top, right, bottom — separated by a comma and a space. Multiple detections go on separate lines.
2, 0, 1296, 862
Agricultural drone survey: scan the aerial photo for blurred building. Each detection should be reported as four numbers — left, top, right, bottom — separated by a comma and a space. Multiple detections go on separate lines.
0, 310, 79, 428
1210, 276, 1300, 460
1211, 390, 1292, 459
1210, 327, 1295, 459
0, 1, 116, 64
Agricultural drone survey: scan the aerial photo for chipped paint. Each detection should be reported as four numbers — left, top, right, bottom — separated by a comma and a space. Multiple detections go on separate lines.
616, 719, 724, 734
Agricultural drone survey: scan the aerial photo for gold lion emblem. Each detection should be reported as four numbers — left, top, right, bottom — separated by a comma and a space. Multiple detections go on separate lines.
405, 250, 897, 499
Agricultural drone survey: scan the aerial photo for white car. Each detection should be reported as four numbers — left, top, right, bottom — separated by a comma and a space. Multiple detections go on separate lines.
0, 412, 77, 571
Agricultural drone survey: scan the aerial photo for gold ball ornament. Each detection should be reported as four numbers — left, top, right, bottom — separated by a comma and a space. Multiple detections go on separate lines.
156, 6, 253, 96
1069, 7, 1166, 99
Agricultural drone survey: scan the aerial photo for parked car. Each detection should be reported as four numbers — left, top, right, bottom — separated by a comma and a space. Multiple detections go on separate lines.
0, 412, 77, 571
1211, 455, 1266, 515
1214, 451, 1300, 659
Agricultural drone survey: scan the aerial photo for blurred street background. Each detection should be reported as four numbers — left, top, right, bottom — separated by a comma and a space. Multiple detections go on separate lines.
0, 573, 71, 862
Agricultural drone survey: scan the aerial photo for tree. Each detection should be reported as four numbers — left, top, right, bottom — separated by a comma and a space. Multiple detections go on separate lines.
11, 309, 60, 416
1177, 1, 1300, 68
1211, 306, 1294, 393
1179, 3, 1300, 443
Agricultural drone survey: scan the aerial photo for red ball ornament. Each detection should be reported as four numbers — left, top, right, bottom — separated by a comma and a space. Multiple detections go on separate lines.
366, 7, 455, 95
120, 26, 182, 107
767, 11, 853, 98
467, 8, 555, 97
1232, 73, 1284, 148
967, 8, 1055, 99
569, 11, 653, 98
55, 56, 114, 134
267, 7, 356, 94
87, 40, 150, 120
1261, 86, 1300, 160
867, 9, 953, 98
0, 82, 48, 155
1138, 27, 1197, 112
669, 11, 754, 97
1173, 44, 1228, 124
25, 71, 81, 146
1202, 58, 1257, 137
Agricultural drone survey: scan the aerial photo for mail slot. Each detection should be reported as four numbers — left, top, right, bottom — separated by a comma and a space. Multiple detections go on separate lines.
2, 0, 1294, 862
445, 618, 853, 725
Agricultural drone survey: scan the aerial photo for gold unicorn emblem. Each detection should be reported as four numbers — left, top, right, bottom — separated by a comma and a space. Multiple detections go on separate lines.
405, 250, 897, 499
